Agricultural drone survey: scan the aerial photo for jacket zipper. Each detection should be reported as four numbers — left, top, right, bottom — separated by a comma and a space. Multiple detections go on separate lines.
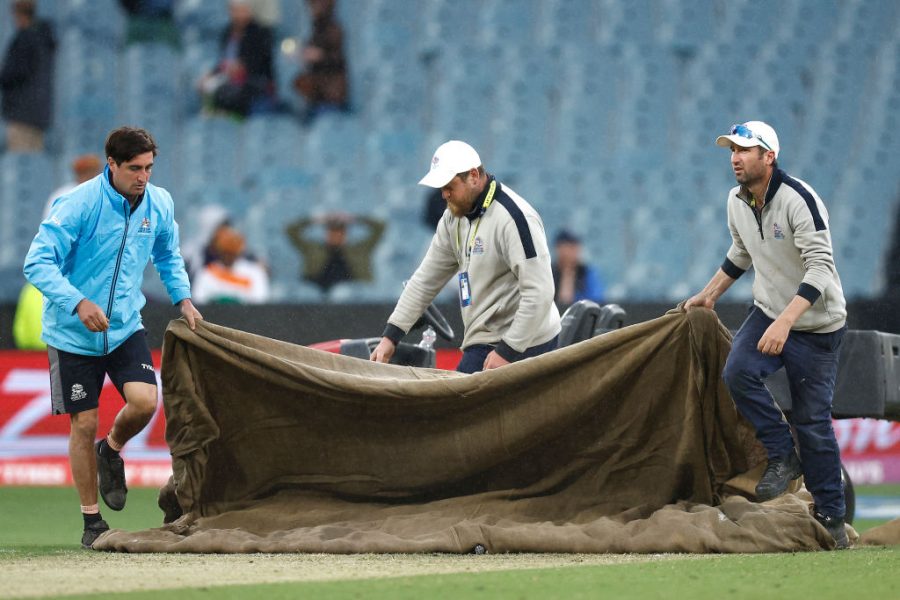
746, 200, 765, 240
104, 199, 130, 354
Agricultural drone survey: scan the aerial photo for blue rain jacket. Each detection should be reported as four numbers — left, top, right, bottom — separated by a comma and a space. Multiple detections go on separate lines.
24, 167, 191, 355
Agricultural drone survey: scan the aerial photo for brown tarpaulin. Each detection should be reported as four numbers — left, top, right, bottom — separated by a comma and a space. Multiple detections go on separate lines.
95, 309, 871, 553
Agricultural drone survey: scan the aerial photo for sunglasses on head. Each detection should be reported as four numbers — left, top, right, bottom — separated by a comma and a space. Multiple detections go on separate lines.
730, 124, 772, 151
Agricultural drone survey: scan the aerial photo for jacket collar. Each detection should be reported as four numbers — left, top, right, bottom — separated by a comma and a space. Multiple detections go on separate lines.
102, 165, 145, 212
737, 167, 785, 207
464, 174, 497, 222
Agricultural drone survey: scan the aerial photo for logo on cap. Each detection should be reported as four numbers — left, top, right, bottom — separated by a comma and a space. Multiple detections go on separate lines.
431, 156, 440, 169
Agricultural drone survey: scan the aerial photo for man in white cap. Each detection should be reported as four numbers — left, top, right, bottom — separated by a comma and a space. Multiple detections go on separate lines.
684, 121, 850, 548
371, 140, 560, 373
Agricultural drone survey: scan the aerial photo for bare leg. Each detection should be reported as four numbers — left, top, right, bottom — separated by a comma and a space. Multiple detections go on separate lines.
69, 409, 99, 506
108, 382, 158, 446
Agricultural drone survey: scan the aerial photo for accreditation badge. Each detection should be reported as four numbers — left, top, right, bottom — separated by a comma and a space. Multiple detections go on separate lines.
458, 271, 472, 307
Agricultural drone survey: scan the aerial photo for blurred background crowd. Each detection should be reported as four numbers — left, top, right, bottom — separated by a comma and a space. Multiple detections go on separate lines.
1, 0, 898, 331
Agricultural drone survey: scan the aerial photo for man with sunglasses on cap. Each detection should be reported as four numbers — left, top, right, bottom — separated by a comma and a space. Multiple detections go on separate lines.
684, 121, 849, 548
371, 140, 560, 373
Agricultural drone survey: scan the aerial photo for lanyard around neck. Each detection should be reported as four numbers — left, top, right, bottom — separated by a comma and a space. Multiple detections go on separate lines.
455, 180, 497, 267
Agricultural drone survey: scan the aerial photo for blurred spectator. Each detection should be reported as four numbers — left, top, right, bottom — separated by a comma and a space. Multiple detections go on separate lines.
422, 187, 446, 229
286, 212, 384, 293
44, 153, 103, 218
192, 225, 270, 304
887, 200, 900, 294
199, 0, 275, 118
118, 0, 180, 49
181, 203, 232, 279
552, 230, 605, 306
245, 0, 280, 29
0, 0, 55, 152
13, 281, 45, 350
293, 0, 349, 122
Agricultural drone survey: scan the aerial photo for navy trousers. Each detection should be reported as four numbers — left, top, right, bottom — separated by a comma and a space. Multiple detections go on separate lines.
723, 307, 847, 517
456, 336, 559, 374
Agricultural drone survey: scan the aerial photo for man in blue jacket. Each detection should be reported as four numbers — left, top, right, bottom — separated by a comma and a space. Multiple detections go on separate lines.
24, 127, 203, 548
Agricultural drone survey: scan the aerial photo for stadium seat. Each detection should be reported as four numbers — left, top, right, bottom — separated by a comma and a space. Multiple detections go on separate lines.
241, 115, 307, 174
0, 154, 54, 275
56, 0, 124, 45
120, 44, 180, 125
329, 280, 390, 304
174, 0, 229, 40
178, 116, 243, 189
302, 112, 364, 171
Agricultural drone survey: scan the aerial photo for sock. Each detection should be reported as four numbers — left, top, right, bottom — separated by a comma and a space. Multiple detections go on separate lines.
99, 437, 120, 459
82, 506, 102, 528
106, 434, 123, 452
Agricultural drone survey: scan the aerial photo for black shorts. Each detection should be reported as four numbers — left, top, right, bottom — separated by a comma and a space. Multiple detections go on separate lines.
48, 330, 157, 415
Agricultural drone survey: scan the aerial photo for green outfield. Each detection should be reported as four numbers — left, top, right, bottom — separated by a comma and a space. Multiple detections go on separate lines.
2, 486, 899, 599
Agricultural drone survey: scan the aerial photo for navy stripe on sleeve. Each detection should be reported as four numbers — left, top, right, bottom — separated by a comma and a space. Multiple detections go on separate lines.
782, 175, 826, 231
383, 323, 406, 344
495, 340, 521, 362
495, 194, 537, 259
721, 258, 746, 279
797, 282, 822, 304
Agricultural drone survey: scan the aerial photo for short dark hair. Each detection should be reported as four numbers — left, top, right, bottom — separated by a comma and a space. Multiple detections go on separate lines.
555, 229, 581, 245
105, 127, 158, 164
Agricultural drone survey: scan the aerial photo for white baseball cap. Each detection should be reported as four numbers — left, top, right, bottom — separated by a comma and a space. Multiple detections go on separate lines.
418, 140, 482, 188
716, 121, 780, 158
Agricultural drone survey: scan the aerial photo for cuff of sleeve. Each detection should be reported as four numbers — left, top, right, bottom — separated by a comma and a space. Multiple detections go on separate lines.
797, 283, 822, 304
383, 323, 406, 345
171, 291, 191, 306
66, 295, 85, 315
495, 341, 522, 362
721, 258, 747, 280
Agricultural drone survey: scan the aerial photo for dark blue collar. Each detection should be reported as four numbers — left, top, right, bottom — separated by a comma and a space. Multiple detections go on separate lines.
738, 167, 785, 206
763, 168, 786, 205
464, 175, 496, 222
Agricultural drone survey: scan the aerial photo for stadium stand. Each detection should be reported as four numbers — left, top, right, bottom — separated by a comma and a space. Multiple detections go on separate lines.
1, 0, 898, 303
0, 154, 54, 287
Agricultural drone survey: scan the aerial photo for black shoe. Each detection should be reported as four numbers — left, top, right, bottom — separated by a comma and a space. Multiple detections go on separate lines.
96, 440, 127, 511
755, 452, 802, 501
81, 519, 110, 549
814, 510, 851, 549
